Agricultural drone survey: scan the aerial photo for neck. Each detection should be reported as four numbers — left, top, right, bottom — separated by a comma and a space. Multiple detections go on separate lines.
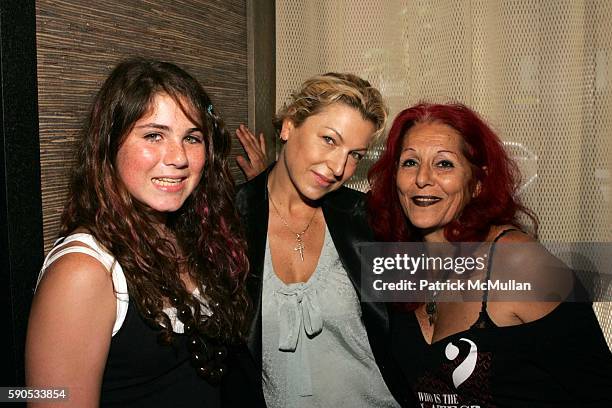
152, 213, 168, 226
422, 228, 447, 243
145, 203, 169, 226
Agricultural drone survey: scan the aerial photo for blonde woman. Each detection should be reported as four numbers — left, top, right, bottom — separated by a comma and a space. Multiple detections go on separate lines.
234, 73, 413, 407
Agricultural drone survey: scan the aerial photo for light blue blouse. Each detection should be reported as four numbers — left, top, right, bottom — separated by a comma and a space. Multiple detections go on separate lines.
261, 226, 399, 408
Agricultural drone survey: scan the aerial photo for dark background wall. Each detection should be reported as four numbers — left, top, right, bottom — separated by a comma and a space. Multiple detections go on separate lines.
2, 0, 277, 387
37, 0, 249, 252
1, 0, 44, 390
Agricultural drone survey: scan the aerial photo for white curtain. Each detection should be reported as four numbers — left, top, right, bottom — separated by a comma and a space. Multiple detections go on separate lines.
276, 0, 612, 346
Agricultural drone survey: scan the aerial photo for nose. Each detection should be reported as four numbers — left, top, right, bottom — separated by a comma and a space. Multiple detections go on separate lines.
327, 150, 349, 179
164, 140, 188, 168
415, 164, 433, 188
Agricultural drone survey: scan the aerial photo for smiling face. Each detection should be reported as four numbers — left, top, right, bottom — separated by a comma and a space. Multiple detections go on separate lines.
115, 93, 206, 216
396, 121, 474, 242
279, 102, 376, 200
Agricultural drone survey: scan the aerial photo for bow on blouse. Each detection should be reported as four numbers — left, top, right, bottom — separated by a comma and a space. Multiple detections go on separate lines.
277, 290, 323, 351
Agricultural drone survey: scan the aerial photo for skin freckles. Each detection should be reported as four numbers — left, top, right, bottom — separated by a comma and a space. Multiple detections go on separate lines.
396, 122, 474, 242
278, 102, 375, 202
116, 93, 206, 216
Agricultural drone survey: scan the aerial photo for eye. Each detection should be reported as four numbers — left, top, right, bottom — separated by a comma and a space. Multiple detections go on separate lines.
350, 151, 365, 161
144, 133, 163, 142
400, 158, 418, 167
322, 135, 336, 145
436, 159, 455, 168
184, 134, 203, 144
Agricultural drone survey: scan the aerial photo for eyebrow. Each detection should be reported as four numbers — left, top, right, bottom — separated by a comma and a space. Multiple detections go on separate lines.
401, 147, 459, 156
135, 123, 203, 132
325, 126, 369, 151
325, 126, 344, 141
135, 123, 170, 131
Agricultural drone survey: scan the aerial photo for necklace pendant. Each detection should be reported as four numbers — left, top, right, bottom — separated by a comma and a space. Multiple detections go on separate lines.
426, 301, 437, 326
294, 233, 305, 261
268, 192, 317, 264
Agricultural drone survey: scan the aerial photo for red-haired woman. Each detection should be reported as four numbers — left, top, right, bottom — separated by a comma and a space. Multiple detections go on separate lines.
368, 102, 612, 406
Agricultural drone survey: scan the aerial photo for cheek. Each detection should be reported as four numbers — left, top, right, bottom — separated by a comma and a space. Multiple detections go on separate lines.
188, 148, 206, 173
116, 145, 158, 184
440, 175, 472, 209
117, 144, 156, 169
286, 138, 320, 173
283, 138, 303, 163
301, 138, 322, 161
396, 170, 413, 194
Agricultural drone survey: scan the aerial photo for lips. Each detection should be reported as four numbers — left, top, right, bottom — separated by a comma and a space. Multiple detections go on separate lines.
411, 195, 442, 207
151, 177, 187, 193
312, 171, 334, 187
152, 177, 186, 187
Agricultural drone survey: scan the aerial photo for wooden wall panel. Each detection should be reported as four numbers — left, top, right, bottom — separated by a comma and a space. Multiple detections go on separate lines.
36, 0, 248, 252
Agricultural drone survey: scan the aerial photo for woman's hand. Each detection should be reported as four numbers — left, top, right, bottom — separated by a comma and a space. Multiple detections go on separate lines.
235, 124, 267, 180
26, 247, 116, 408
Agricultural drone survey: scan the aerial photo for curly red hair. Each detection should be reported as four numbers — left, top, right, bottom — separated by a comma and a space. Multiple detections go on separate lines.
367, 102, 537, 242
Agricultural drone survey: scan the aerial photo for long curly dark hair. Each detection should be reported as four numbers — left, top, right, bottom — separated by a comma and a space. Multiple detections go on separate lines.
60, 58, 249, 344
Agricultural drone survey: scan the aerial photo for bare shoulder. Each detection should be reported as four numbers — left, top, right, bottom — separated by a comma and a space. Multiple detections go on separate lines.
40, 240, 114, 296
32, 239, 117, 334
488, 225, 565, 325
488, 226, 541, 267
27, 240, 117, 405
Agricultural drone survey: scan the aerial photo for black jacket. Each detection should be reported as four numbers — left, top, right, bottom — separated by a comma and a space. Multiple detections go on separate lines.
233, 168, 414, 407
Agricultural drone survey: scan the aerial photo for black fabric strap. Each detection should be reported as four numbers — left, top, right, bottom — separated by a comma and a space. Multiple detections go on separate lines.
472, 228, 519, 329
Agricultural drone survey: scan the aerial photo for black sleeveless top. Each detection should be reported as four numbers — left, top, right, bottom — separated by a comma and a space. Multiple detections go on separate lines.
391, 230, 612, 407
100, 301, 220, 408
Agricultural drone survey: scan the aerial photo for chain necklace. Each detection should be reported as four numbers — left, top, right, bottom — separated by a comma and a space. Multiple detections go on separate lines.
424, 244, 466, 326
426, 296, 438, 326
268, 193, 317, 261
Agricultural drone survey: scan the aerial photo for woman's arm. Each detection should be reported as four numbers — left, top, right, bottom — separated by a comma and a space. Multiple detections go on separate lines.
26, 250, 116, 408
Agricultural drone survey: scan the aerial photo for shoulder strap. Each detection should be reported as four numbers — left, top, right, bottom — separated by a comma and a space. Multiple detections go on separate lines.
39, 235, 114, 288
472, 228, 519, 329
482, 228, 519, 297
492, 228, 519, 244
38, 234, 129, 337
45, 246, 111, 270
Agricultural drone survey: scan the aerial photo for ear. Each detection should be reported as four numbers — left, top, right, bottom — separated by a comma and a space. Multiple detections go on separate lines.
472, 166, 487, 198
280, 118, 294, 142
472, 181, 482, 198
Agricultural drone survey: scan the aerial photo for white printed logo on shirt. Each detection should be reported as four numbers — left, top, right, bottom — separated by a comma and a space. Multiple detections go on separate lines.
445, 338, 478, 388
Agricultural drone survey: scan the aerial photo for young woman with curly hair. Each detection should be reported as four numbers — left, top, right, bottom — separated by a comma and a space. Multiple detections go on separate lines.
26, 59, 255, 407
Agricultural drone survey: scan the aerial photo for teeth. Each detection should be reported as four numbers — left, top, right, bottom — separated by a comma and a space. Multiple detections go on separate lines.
153, 178, 183, 186
412, 197, 441, 206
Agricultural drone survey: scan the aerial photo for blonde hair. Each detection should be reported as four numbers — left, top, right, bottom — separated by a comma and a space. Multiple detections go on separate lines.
274, 72, 388, 141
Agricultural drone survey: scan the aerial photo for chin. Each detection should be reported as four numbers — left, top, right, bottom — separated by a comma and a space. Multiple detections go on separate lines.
407, 217, 437, 231
149, 201, 186, 213
306, 184, 340, 201
301, 190, 326, 202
